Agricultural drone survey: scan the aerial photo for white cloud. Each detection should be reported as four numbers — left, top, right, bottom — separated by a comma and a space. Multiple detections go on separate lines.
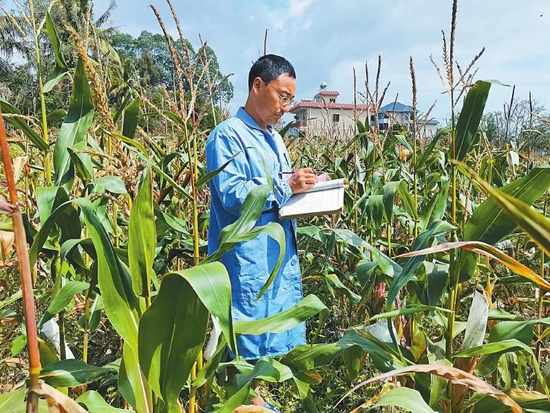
289, 0, 313, 17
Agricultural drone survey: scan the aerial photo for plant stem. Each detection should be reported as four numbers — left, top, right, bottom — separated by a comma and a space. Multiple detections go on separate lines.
29, 0, 51, 185
446, 53, 458, 361
0, 110, 41, 409
536, 191, 548, 368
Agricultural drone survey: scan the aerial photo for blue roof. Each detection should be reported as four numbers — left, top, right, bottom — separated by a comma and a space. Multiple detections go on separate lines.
380, 102, 414, 113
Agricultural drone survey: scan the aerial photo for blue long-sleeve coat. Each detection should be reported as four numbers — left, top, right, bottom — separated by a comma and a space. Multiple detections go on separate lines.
206, 108, 306, 360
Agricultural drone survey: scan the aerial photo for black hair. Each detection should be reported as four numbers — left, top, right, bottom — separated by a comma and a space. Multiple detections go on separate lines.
248, 54, 296, 91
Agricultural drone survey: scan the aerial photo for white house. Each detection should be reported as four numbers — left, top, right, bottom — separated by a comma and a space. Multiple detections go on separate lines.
289, 90, 371, 139
289, 91, 440, 139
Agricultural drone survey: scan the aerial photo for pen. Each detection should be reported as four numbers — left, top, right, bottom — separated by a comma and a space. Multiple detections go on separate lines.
279, 170, 320, 175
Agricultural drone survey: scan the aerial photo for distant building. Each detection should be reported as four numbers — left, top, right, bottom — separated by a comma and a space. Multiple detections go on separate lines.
377, 102, 440, 138
289, 90, 440, 139
289, 90, 370, 139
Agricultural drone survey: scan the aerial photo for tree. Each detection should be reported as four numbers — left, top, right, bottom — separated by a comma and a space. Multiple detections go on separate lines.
482, 97, 549, 156
108, 30, 233, 103
0, 0, 119, 115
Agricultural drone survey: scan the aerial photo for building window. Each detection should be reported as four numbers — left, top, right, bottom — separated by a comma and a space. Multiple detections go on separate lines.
329, 98, 336, 103
332, 114, 340, 122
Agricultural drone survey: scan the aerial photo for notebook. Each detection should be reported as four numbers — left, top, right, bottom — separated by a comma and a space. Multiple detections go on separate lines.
279, 178, 348, 219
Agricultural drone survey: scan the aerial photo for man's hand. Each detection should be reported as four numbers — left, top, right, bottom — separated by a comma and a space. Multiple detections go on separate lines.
287, 167, 318, 194
233, 406, 273, 413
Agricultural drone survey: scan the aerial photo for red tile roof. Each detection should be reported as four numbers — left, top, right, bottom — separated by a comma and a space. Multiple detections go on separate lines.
289, 101, 371, 111
317, 90, 340, 96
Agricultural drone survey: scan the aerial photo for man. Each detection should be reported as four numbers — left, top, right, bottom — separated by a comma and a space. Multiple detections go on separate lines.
206, 54, 317, 409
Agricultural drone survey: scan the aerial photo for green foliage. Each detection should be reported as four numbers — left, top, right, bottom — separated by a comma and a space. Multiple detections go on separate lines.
108, 30, 233, 103
2, 1, 550, 413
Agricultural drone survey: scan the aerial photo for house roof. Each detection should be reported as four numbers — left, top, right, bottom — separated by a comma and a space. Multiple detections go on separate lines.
316, 90, 340, 96
380, 102, 414, 113
289, 101, 369, 111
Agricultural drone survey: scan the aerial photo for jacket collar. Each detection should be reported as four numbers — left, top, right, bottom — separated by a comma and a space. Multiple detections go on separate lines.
236, 107, 273, 133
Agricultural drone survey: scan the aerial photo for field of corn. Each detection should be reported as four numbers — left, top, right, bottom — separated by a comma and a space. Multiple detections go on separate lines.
1, 0, 550, 412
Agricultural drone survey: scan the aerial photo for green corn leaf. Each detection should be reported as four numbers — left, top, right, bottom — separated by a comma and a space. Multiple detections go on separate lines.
281, 329, 402, 374
0, 290, 22, 312
398, 240, 550, 292
53, 57, 94, 189
488, 317, 550, 345
324, 273, 362, 303
193, 336, 228, 388
171, 262, 235, 351
216, 184, 271, 247
40, 360, 115, 387
47, 109, 67, 123
35, 186, 80, 244
0, 98, 48, 152
67, 141, 94, 181
79, 198, 144, 350
464, 166, 550, 244
373, 387, 437, 413
387, 220, 455, 310
416, 124, 451, 171
367, 194, 384, 232
457, 160, 550, 257
151, 163, 193, 201
122, 99, 140, 138
419, 177, 450, 231
369, 304, 452, 322
39, 280, 89, 327
94, 176, 128, 194
76, 391, 131, 413
113, 94, 132, 124
398, 180, 418, 220
455, 338, 548, 393
154, 204, 190, 236
128, 168, 155, 298
332, 228, 402, 276
205, 184, 286, 299
207, 223, 285, 300
0, 387, 26, 412
163, 111, 187, 130
217, 358, 294, 413
383, 181, 401, 223
235, 294, 329, 337
278, 120, 295, 137
29, 196, 68, 268
356, 119, 366, 134
43, 11, 68, 93
116, 132, 149, 157
195, 153, 240, 188
454, 80, 492, 161
138, 270, 211, 409
342, 345, 363, 381
119, 343, 152, 413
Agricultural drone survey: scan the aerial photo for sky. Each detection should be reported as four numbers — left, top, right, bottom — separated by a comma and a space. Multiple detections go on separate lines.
94, 0, 550, 123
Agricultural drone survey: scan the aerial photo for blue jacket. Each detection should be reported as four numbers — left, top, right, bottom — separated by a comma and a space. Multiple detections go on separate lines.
206, 108, 305, 360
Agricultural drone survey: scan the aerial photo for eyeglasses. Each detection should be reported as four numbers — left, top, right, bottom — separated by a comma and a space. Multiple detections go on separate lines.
263, 81, 295, 107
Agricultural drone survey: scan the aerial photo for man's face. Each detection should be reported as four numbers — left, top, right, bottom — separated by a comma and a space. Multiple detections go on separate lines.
254, 73, 296, 127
